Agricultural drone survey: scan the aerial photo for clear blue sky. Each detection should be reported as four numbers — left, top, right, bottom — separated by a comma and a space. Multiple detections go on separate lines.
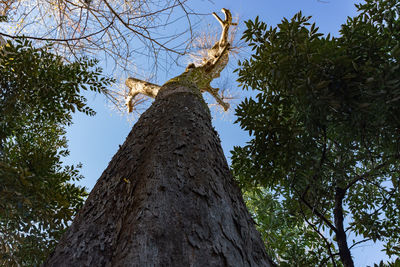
64, 0, 393, 265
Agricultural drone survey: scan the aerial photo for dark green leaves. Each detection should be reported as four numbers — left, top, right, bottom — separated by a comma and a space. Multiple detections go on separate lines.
0, 39, 113, 130
234, 1, 400, 265
0, 39, 113, 266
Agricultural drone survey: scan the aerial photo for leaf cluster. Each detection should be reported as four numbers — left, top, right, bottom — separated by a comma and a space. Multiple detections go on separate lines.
0, 38, 113, 134
233, 0, 400, 264
0, 39, 113, 266
244, 188, 334, 265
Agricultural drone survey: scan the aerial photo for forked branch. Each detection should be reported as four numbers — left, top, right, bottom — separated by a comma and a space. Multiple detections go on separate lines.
212, 9, 237, 50
125, 8, 236, 112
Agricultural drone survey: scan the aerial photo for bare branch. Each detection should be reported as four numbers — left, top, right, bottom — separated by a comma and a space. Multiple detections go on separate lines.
124, 8, 237, 113
299, 205, 337, 267
0, 0, 203, 74
345, 161, 389, 191
348, 238, 373, 250
125, 78, 161, 112
293, 186, 338, 233
102, 0, 183, 55
0, 22, 113, 42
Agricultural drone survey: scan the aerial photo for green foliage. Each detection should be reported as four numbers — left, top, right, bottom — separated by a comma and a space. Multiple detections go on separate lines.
233, 0, 400, 265
0, 39, 113, 266
374, 258, 400, 267
244, 188, 336, 266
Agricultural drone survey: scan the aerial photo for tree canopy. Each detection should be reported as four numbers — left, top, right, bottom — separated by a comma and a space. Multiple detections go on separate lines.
0, 39, 113, 266
233, 0, 400, 266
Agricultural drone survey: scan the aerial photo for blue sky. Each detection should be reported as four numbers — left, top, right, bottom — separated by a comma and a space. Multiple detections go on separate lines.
64, 0, 393, 265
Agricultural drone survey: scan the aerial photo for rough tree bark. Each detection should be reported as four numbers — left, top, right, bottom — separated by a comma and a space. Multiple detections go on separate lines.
45, 8, 274, 266
44, 82, 274, 266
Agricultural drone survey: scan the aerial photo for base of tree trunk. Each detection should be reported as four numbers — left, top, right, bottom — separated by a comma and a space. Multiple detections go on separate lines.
44, 83, 273, 266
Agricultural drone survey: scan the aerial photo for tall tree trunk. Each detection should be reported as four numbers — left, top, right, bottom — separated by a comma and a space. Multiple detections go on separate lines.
334, 187, 354, 267
44, 83, 273, 266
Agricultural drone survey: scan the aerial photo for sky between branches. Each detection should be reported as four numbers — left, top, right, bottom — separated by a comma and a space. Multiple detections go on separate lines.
54, 0, 390, 265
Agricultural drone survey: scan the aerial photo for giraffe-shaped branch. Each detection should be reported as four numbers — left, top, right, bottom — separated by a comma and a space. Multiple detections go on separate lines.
207, 8, 237, 64
125, 8, 236, 112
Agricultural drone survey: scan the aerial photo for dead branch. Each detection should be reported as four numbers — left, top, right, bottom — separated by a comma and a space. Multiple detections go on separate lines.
0, 0, 201, 73
124, 8, 236, 113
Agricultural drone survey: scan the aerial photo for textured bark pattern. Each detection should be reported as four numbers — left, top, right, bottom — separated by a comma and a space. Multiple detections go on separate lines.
44, 83, 273, 267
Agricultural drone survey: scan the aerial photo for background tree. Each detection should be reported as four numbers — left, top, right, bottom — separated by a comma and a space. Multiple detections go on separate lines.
0, 38, 113, 266
232, 0, 400, 266
243, 189, 331, 266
